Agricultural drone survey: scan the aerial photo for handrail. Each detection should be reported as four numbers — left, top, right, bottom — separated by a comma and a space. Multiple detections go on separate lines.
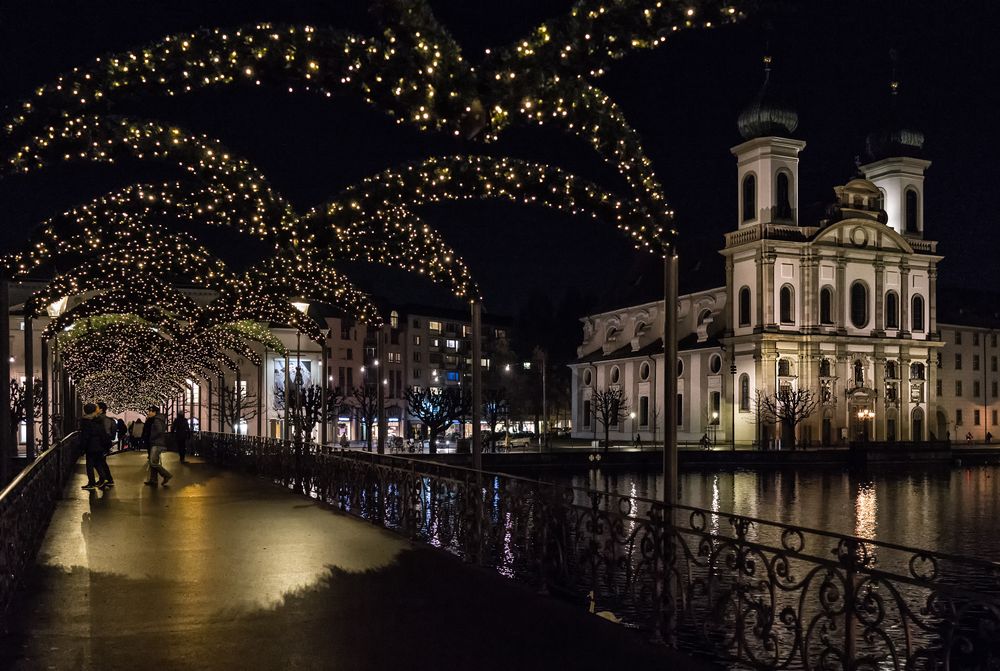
0, 431, 80, 618
196, 432, 1000, 668
0, 431, 79, 501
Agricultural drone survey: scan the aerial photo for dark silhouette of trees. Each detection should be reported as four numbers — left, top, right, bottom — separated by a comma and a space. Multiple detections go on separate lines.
482, 387, 507, 453
405, 386, 469, 454
760, 388, 818, 450
214, 384, 258, 433
591, 386, 630, 454
348, 384, 378, 451
9, 378, 43, 440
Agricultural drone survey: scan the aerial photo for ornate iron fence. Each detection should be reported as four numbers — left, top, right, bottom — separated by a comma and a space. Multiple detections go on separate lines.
0, 432, 78, 616
196, 433, 1000, 669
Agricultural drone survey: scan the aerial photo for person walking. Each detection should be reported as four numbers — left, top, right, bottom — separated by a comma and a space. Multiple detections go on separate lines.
142, 406, 172, 486
172, 410, 191, 463
116, 417, 128, 450
80, 403, 113, 490
94, 402, 116, 487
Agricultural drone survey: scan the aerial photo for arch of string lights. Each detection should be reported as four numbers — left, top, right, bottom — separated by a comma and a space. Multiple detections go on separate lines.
1, 0, 748, 408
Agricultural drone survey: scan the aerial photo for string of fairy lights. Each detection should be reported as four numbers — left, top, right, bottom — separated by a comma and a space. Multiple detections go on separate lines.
0, 0, 749, 408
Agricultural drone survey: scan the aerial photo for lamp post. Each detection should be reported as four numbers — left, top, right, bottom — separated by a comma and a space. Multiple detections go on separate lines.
630, 411, 637, 449
857, 408, 875, 443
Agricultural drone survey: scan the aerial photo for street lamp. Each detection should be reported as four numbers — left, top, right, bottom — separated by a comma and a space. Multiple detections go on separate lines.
857, 408, 875, 442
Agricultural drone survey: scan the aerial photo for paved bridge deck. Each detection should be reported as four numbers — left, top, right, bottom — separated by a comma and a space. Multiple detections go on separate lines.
1, 451, 691, 670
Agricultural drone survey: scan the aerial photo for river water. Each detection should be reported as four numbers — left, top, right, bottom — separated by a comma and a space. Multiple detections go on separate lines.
567, 463, 1000, 560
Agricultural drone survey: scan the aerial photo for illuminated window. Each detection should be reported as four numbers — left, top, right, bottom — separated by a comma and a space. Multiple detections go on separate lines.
390, 310, 399, 329
429, 321, 442, 333
446, 339, 458, 349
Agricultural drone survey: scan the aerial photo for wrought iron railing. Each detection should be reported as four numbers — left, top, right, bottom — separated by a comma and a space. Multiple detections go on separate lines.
0, 432, 78, 616
195, 433, 1000, 669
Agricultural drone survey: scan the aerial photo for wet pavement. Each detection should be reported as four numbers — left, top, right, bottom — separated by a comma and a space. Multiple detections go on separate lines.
1, 451, 696, 670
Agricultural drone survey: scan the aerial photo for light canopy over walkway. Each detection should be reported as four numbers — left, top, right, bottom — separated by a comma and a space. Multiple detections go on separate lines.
0, 451, 678, 670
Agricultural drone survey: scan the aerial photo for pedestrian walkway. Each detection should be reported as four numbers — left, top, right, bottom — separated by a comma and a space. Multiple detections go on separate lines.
0, 451, 696, 670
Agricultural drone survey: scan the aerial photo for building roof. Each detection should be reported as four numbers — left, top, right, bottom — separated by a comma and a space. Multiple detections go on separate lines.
572, 334, 722, 365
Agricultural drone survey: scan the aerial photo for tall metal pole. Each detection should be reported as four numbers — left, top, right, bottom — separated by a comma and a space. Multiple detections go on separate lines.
0, 278, 10, 484
207, 378, 213, 434
257, 346, 265, 437
40, 338, 49, 451
471, 301, 483, 472
283, 353, 290, 441
541, 348, 548, 451
24, 316, 35, 460
376, 331, 385, 454
663, 246, 679, 506
218, 372, 226, 433
320, 342, 328, 445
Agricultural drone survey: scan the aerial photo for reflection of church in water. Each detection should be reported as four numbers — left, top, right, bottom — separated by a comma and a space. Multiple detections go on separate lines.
570, 64, 965, 447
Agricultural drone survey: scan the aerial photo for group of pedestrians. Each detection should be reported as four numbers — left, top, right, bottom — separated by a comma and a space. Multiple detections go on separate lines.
80, 404, 183, 489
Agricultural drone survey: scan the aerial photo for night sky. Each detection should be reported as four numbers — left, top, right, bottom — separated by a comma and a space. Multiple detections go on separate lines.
1, 0, 998, 320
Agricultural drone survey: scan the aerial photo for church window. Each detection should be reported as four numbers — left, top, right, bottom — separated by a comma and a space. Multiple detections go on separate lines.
850, 282, 868, 328
911, 295, 925, 332
905, 188, 919, 233
819, 359, 831, 377
738, 286, 751, 326
820, 287, 834, 324
778, 358, 791, 377
739, 374, 750, 412
853, 360, 864, 387
779, 285, 794, 323
885, 361, 898, 379
885, 291, 899, 329
709, 354, 722, 374
776, 172, 792, 220
910, 362, 925, 380
742, 174, 756, 222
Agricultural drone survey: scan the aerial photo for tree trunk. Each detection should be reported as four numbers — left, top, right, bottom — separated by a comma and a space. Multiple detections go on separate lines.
603, 425, 610, 455
782, 421, 796, 450
428, 428, 439, 454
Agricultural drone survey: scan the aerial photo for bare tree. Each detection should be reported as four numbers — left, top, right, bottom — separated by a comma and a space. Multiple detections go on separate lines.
9, 378, 43, 441
759, 387, 817, 450
214, 384, 258, 433
347, 384, 378, 451
405, 386, 469, 454
591, 386, 630, 454
483, 387, 507, 453
274, 383, 344, 444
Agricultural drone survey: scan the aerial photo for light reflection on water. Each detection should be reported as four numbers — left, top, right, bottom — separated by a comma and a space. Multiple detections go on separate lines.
567, 464, 1000, 560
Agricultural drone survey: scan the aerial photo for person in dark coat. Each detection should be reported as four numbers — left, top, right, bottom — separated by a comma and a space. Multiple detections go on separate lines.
172, 411, 191, 463
80, 403, 112, 490
142, 406, 172, 486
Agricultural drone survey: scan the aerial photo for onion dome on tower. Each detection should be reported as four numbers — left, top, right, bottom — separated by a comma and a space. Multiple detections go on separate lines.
864, 73, 925, 161
737, 56, 799, 140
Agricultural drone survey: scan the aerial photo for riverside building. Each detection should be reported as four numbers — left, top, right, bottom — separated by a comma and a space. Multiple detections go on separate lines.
569, 69, 998, 447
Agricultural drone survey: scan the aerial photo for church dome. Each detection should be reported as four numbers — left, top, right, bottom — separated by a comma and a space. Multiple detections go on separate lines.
864, 81, 925, 161
737, 56, 799, 140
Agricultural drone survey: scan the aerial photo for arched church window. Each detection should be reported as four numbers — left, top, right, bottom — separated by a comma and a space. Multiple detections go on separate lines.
819, 359, 831, 377
778, 359, 791, 377
905, 188, 919, 233
776, 172, 792, 220
739, 374, 750, 412
854, 360, 865, 387
779, 285, 794, 323
742, 174, 756, 222
885, 291, 899, 329
910, 362, 925, 380
738, 286, 751, 326
390, 310, 399, 329
820, 286, 834, 324
850, 282, 868, 329
911, 295, 925, 332
886, 361, 898, 380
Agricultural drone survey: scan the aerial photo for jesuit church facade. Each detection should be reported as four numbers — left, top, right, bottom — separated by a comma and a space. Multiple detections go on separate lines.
569, 70, 961, 447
